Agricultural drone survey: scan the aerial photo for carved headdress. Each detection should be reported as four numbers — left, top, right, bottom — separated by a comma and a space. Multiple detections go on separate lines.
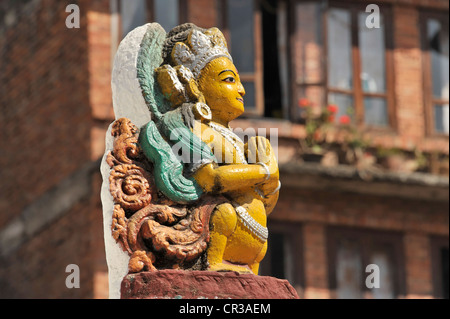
170, 27, 232, 78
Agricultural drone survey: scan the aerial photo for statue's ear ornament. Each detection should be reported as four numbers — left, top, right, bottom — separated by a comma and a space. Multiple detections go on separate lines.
171, 28, 232, 78
156, 63, 207, 110
193, 102, 212, 121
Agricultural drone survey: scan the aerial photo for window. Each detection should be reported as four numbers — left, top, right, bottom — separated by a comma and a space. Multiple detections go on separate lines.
259, 222, 303, 295
327, 227, 405, 299
292, 1, 325, 120
421, 12, 449, 135
120, 0, 148, 36
219, 0, 264, 115
148, 0, 185, 33
118, 0, 184, 37
293, 1, 394, 128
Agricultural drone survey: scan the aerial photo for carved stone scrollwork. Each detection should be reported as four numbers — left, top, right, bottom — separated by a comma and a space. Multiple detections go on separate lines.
107, 118, 222, 273
109, 164, 153, 211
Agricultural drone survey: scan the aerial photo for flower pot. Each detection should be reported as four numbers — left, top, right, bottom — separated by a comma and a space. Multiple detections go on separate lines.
302, 153, 324, 163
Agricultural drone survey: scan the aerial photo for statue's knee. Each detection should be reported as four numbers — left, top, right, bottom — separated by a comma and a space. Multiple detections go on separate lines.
210, 203, 237, 237
255, 241, 268, 264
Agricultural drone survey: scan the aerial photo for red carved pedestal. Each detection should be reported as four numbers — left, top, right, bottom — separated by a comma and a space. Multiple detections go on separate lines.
120, 269, 299, 299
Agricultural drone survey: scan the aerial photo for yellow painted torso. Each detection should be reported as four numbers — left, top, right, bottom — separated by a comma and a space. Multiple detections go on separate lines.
197, 122, 267, 267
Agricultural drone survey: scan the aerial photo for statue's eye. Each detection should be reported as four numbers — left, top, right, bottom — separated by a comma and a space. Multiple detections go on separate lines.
223, 77, 235, 83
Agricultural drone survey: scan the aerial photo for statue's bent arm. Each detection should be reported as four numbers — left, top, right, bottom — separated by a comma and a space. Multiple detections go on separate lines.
193, 162, 275, 194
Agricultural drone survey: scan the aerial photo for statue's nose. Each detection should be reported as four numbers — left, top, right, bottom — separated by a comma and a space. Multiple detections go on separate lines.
238, 82, 246, 97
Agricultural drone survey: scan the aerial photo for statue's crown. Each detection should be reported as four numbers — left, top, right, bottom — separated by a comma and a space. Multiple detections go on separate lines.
171, 28, 232, 78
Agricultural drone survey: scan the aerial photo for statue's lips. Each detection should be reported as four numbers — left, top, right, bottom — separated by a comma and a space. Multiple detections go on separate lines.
236, 97, 244, 104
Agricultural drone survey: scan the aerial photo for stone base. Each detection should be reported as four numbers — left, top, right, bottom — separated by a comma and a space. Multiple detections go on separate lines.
120, 269, 299, 299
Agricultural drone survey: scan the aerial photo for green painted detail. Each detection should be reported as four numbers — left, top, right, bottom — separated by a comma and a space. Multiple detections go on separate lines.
136, 23, 170, 119
139, 121, 204, 204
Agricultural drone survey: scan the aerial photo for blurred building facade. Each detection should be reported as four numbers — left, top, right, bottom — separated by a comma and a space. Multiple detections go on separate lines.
0, 0, 448, 299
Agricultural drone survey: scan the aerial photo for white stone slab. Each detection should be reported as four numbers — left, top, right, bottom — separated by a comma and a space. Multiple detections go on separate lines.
101, 23, 153, 299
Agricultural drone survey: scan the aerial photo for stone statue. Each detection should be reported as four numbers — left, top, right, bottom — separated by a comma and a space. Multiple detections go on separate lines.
104, 23, 280, 282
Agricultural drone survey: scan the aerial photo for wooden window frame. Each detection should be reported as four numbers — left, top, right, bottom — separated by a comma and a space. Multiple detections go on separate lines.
327, 227, 406, 299
326, 1, 396, 129
420, 11, 450, 137
288, 0, 326, 120
218, 0, 265, 116
291, 0, 396, 130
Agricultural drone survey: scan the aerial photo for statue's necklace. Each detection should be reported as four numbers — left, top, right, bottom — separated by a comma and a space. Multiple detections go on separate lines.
208, 122, 248, 164
233, 204, 269, 242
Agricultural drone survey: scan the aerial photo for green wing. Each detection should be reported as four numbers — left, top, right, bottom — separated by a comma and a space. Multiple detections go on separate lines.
139, 121, 204, 203
136, 23, 170, 119
136, 23, 214, 204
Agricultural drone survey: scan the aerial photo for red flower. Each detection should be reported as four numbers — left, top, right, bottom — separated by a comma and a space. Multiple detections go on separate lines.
327, 104, 338, 114
298, 98, 310, 108
339, 115, 351, 125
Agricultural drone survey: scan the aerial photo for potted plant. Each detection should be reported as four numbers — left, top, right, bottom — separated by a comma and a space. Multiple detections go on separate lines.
298, 98, 338, 163
335, 114, 374, 168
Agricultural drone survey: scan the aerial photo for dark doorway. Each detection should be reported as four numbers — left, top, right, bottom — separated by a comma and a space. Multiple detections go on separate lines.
261, 0, 283, 118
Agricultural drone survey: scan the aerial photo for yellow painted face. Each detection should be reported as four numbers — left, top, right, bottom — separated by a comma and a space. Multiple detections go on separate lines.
197, 57, 246, 124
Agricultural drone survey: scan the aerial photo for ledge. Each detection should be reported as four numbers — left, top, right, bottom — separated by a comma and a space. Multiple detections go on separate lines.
231, 118, 305, 139
279, 162, 449, 202
0, 159, 101, 257
230, 118, 449, 155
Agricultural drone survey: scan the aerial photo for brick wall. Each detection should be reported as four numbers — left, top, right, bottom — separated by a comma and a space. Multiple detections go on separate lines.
0, 0, 91, 229
0, 189, 97, 298
302, 223, 330, 299
393, 5, 425, 140
273, 187, 448, 235
0, 0, 109, 298
187, 0, 219, 28
376, 0, 448, 9
87, 0, 114, 161
271, 185, 448, 298
403, 233, 433, 298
